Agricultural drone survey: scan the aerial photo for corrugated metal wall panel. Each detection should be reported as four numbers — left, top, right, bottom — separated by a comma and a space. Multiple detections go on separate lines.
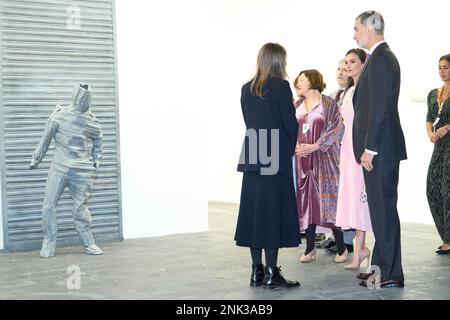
0, 0, 122, 252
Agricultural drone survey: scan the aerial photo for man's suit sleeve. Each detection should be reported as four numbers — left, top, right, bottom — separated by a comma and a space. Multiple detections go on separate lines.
365, 57, 394, 153
278, 80, 299, 154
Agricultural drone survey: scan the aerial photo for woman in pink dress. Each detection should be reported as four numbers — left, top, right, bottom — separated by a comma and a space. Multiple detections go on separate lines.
336, 48, 372, 270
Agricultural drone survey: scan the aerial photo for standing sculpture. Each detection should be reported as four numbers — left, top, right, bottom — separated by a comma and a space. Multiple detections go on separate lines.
30, 83, 104, 258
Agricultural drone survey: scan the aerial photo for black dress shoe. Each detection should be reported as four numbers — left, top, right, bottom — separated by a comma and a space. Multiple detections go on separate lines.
324, 244, 337, 254
359, 278, 404, 288
315, 233, 326, 242
326, 244, 353, 254
316, 238, 336, 249
250, 264, 265, 287
316, 238, 335, 249
262, 266, 300, 289
356, 271, 375, 280
435, 248, 450, 255
380, 279, 404, 288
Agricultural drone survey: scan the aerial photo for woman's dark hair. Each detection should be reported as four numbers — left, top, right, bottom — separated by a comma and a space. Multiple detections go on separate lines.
345, 48, 367, 92
439, 54, 450, 64
250, 43, 287, 97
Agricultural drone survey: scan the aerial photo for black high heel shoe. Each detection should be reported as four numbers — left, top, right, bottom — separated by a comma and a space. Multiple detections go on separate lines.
250, 264, 265, 286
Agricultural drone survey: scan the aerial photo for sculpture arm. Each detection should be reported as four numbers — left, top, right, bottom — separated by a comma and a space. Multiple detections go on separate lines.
91, 133, 103, 169
30, 118, 59, 169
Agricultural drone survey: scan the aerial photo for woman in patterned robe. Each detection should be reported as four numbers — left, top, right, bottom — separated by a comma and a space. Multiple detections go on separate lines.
426, 54, 450, 255
293, 70, 347, 263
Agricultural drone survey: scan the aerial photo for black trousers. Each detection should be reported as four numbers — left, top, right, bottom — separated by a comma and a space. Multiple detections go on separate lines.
363, 161, 404, 282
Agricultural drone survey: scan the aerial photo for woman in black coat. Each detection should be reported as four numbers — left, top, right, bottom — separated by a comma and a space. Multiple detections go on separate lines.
235, 43, 300, 289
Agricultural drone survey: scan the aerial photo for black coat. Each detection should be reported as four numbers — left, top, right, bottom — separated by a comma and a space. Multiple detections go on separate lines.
352, 42, 407, 163
237, 78, 298, 177
235, 77, 300, 248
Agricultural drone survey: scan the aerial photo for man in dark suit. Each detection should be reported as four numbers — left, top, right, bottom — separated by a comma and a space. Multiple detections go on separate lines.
352, 11, 407, 288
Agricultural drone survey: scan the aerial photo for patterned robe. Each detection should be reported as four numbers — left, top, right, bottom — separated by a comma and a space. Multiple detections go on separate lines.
426, 88, 450, 243
294, 95, 342, 231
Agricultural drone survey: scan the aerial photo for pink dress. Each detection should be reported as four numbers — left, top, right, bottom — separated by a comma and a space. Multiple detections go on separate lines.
335, 87, 372, 232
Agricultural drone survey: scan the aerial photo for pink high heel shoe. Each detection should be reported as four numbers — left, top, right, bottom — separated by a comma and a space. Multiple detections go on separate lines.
335, 248, 348, 263
300, 248, 317, 263
344, 247, 371, 270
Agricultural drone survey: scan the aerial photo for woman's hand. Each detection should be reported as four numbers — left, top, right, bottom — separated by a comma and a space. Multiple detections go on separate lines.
428, 131, 439, 143
296, 143, 319, 157
434, 126, 449, 140
295, 143, 301, 155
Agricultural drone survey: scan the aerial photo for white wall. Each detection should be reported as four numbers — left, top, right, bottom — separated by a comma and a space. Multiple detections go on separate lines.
206, 0, 449, 224
0, 0, 446, 251
115, 0, 208, 238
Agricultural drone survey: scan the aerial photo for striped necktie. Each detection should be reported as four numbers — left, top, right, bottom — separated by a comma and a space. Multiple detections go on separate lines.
335, 89, 344, 103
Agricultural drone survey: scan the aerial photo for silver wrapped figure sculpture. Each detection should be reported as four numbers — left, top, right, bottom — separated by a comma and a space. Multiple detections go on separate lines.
30, 83, 104, 257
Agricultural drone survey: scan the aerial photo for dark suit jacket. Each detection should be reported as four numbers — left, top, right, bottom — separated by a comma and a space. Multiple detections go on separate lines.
352, 42, 407, 163
237, 77, 298, 177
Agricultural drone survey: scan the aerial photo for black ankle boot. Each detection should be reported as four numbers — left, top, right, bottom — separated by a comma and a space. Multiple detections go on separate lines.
250, 264, 265, 286
263, 266, 300, 288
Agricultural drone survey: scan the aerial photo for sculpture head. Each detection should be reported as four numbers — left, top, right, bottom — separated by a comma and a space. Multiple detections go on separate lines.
71, 82, 92, 113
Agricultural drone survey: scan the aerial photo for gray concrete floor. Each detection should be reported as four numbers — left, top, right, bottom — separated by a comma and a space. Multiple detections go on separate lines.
1, 201, 449, 300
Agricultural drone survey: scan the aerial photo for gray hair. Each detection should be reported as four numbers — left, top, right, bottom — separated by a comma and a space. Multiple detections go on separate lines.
356, 10, 384, 35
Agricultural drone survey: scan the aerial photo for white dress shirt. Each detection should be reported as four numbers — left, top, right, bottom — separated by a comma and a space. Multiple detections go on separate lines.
369, 40, 386, 55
